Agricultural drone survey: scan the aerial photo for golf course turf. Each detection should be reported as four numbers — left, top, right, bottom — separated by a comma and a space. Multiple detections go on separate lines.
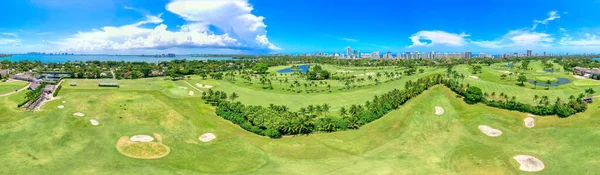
0, 62, 599, 174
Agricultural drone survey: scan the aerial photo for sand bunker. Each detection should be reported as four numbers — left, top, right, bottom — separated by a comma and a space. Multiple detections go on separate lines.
502, 71, 512, 74
527, 114, 536, 117
90, 120, 99, 126
188, 91, 194, 96
116, 133, 170, 159
434, 106, 444, 115
356, 72, 376, 77
57, 105, 64, 109
73, 112, 85, 117
513, 155, 545, 172
196, 83, 214, 88
199, 133, 216, 142
478, 125, 503, 137
524, 117, 535, 128
470, 76, 479, 79
62, 101, 66, 103
178, 86, 188, 90
130, 135, 154, 142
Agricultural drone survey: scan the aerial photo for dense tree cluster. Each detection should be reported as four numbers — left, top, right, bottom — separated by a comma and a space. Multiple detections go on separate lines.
306, 65, 330, 80
445, 77, 587, 118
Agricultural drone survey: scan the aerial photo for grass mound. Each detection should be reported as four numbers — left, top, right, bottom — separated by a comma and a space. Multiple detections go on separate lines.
116, 133, 170, 159
534, 76, 556, 82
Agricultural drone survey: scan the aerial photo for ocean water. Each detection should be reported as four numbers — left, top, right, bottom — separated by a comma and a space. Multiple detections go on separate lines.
0, 55, 233, 63
593, 58, 600, 61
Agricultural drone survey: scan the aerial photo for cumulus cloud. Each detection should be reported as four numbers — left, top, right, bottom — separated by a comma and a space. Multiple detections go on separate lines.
472, 30, 553, 48
58, 0, 279, 52
408, 30, 469, 48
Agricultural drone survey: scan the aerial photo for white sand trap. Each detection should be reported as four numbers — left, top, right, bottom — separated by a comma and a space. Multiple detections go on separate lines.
62, 101, 66, 103
90, 119, 99, 126
57, 105, 64, 109
196, 83, 214, 89
188, 91, 194, 96
478, 125, 503, 137
527, 114, 536, 117
470, 75, 479, 79
524, 117, 535, 128
178, 86, 188, 90
199, 133, 216, 142
502, 71, 512, 74
356, 72, 375, 76
130, 135, 154, 142
434, 106, 444, 115
73, 112, 85, 117
513, 155, 545, 172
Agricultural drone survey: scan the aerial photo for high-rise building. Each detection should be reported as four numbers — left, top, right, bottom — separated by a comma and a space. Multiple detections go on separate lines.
527, 50, 532, 57
346, 46, 351, 58
405, 51, 411, 59
543, 51, 546, 56
464, 51, 472, 58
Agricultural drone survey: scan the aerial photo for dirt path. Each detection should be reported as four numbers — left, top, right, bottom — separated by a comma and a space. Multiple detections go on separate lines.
0, 82, 30, 97
183, 80, 203, 93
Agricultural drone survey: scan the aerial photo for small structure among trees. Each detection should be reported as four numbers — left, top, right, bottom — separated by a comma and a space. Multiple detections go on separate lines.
99, 82, 120, 88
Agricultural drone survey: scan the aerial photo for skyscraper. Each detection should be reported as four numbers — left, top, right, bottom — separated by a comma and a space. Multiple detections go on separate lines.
406, 51, 411, 59
527, 50, 532, 57
346, 46, 351, 58
464, 51, 472, 58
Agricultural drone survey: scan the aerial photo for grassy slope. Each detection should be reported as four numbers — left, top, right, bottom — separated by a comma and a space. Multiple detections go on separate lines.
188, 68, 444, 111
0, 79, 598, 174
455, 61, 600, 105
0, 81, 28, 94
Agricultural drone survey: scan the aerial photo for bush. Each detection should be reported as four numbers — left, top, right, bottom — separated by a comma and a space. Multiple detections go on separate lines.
264, 128, 281, 138
464, 86, 483, 104
53, 85, 62, 97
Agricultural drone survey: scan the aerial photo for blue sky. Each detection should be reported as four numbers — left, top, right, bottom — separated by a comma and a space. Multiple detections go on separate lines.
1, 0, 600, 54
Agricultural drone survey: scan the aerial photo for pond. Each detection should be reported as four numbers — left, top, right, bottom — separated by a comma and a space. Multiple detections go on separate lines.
502, 62, 514, 68
543, 69, 555, 73
277, 64, 310, 73
527, 78, 572, 87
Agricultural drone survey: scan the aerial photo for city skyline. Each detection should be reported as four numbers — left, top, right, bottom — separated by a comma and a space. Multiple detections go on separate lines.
2, 0, 600, 54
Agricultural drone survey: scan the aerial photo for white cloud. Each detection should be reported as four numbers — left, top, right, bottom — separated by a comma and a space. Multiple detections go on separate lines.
532, 11, 560, 30
408, 30, 468, 48
559, 33, 600, 46
339, 38, 358, 42
0, 38, 19, 45
472, 30, 554, 48
1, 33, 18, 38
57, 0, 279, 52
166, 0, 279, 50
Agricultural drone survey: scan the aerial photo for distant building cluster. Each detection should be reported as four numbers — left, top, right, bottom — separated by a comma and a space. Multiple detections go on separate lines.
305, 47, 589, 60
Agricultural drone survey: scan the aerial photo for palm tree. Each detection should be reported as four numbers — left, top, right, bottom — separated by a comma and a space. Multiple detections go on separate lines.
533, 94, 539, 104
229, 92, 239, 101
546, 79, 552, 89
533, 80, 537, 89
322, 103, 330, 116
339, 107, 347, 117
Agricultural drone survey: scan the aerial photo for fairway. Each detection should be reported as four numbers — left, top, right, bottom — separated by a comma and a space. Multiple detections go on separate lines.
1, 76, 599, 174
0, 81, 28, 95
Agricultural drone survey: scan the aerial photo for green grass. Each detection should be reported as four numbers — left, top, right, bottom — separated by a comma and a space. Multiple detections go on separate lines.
0, 73, 599, 174
0, 81, 28, 95
187, 67, 444, 112
454, 61, 600, 105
